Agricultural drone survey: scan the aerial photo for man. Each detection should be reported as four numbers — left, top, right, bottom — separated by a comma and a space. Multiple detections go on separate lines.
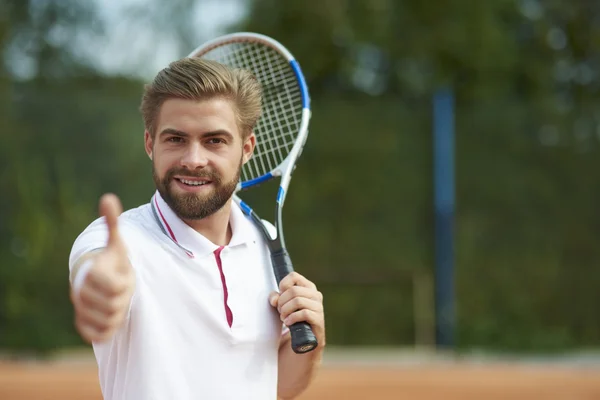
68, 57, 325, 400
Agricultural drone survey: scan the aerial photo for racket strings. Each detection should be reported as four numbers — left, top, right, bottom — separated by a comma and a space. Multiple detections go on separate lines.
199, 42, 303, 182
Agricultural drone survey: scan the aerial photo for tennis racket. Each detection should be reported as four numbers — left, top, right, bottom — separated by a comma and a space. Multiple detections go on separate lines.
187, 32, 317, 354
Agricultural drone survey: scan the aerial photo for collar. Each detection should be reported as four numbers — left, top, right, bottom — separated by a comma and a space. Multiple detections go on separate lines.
150, 190, 256, 259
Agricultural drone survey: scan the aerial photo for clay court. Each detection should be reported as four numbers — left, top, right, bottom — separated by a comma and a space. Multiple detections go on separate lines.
1, 351, 599, 400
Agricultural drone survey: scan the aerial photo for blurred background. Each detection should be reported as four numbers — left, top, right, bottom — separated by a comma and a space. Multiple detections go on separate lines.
1, 0, 600, 398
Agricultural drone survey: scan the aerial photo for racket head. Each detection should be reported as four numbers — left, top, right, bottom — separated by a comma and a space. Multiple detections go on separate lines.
187, 32, 311, 201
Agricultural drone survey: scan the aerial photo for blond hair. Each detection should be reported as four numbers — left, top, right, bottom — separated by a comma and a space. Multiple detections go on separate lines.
140, 57, 262, 139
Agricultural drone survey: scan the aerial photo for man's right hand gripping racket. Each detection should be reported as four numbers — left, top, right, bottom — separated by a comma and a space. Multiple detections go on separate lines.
188, 33, 317, 354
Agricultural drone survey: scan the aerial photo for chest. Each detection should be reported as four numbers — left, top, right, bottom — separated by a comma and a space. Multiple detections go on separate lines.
133, 241, 282, 344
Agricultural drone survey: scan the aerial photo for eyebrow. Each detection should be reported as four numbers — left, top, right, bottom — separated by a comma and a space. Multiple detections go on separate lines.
159, 128, 234, 141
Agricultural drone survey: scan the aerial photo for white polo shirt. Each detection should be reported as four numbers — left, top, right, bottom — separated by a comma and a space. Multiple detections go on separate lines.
69, 191, 285, 400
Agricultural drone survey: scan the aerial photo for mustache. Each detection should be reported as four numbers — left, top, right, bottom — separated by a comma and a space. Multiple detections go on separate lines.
165, 168, 221, 182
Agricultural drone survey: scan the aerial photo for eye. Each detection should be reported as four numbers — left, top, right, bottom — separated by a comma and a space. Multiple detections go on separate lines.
207, 138, 226, 145
167, 136, 184, 143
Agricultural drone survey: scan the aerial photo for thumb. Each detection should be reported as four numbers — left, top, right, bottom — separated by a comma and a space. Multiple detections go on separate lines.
99, 193, 124, 250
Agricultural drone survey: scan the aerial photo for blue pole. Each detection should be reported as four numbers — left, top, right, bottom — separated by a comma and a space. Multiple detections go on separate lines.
433, 88, 455, 349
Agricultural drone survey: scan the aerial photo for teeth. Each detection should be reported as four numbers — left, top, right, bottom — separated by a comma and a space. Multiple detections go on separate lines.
180, 179, 208, 186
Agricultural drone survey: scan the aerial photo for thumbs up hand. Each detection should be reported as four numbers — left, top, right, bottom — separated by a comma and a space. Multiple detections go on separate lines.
71, 193, 136, 344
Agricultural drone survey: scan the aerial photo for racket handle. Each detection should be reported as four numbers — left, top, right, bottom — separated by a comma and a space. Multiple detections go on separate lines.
289, 322, 319, 354
271, 249, 319, 354
271, 248, 294, 283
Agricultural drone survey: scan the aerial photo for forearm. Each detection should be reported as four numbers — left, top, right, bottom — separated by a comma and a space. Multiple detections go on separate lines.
277, 335, 324, 399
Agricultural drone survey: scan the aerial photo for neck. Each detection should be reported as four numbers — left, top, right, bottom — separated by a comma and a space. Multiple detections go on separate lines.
183, 200, 233, 246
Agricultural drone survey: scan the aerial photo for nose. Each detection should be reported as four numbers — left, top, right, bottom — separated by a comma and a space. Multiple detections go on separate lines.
180, 142, 209, 170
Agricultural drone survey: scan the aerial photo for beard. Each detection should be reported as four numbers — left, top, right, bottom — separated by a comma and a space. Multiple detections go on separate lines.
153, 160, 241, 220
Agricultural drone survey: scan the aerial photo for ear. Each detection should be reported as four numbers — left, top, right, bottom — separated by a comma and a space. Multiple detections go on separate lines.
144, 130, 153, 160
242, 132, 256, 165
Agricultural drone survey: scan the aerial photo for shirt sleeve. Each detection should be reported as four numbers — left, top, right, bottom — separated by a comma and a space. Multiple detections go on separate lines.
69, 217, 111, 280
69, 216, 139, 274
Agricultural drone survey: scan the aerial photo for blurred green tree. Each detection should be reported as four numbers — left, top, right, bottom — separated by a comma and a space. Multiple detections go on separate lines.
1, 0, 599, 354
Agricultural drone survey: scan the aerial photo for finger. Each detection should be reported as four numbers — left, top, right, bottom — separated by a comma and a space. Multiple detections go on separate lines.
279, 297, 323, 322
99, 193, 124, 250
279, 271, 317, 293
77, 319, 115, 344
75, 313, 114, 344
268, 291, 279, 308
76, 319, 101, 343
76, 304, 118, 332
86, 266, 129, 297
277, 286, 322, 308
79, 284, 128, 316
78, 284, 110, 312
283, 309, 322, 328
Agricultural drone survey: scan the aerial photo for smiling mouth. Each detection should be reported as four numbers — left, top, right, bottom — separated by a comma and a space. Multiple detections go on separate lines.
176, 178, 211, 187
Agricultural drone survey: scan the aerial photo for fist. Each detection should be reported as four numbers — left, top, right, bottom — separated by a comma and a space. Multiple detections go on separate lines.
71, 193, 135, 344
269, 272, 326, 348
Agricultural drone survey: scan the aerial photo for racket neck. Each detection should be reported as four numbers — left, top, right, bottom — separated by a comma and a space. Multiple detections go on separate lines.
273, 201, 286, 250
244, 202, 285, 251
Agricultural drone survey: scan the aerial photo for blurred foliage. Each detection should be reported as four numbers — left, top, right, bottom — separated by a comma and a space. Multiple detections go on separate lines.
1, 0, 599, 355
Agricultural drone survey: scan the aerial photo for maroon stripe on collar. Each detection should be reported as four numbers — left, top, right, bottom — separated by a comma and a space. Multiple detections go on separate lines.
153, 195, 195, 259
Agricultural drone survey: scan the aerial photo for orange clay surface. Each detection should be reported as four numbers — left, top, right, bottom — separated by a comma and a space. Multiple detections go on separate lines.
1, 357, 598, 400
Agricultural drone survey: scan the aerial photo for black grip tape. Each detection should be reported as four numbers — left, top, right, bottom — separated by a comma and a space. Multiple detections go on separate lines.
271, 249, 319, 354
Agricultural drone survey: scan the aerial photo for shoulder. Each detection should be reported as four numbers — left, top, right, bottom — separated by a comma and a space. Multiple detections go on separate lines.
69, 202, 153, 268
231, 200, 278, 244
80, 202, 151, 240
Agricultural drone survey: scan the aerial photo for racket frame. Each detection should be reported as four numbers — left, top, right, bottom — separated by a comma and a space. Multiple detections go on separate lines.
187, 32, 317, 354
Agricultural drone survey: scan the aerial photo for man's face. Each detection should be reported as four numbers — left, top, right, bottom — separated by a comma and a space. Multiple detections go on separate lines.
145, 98, 255, 220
